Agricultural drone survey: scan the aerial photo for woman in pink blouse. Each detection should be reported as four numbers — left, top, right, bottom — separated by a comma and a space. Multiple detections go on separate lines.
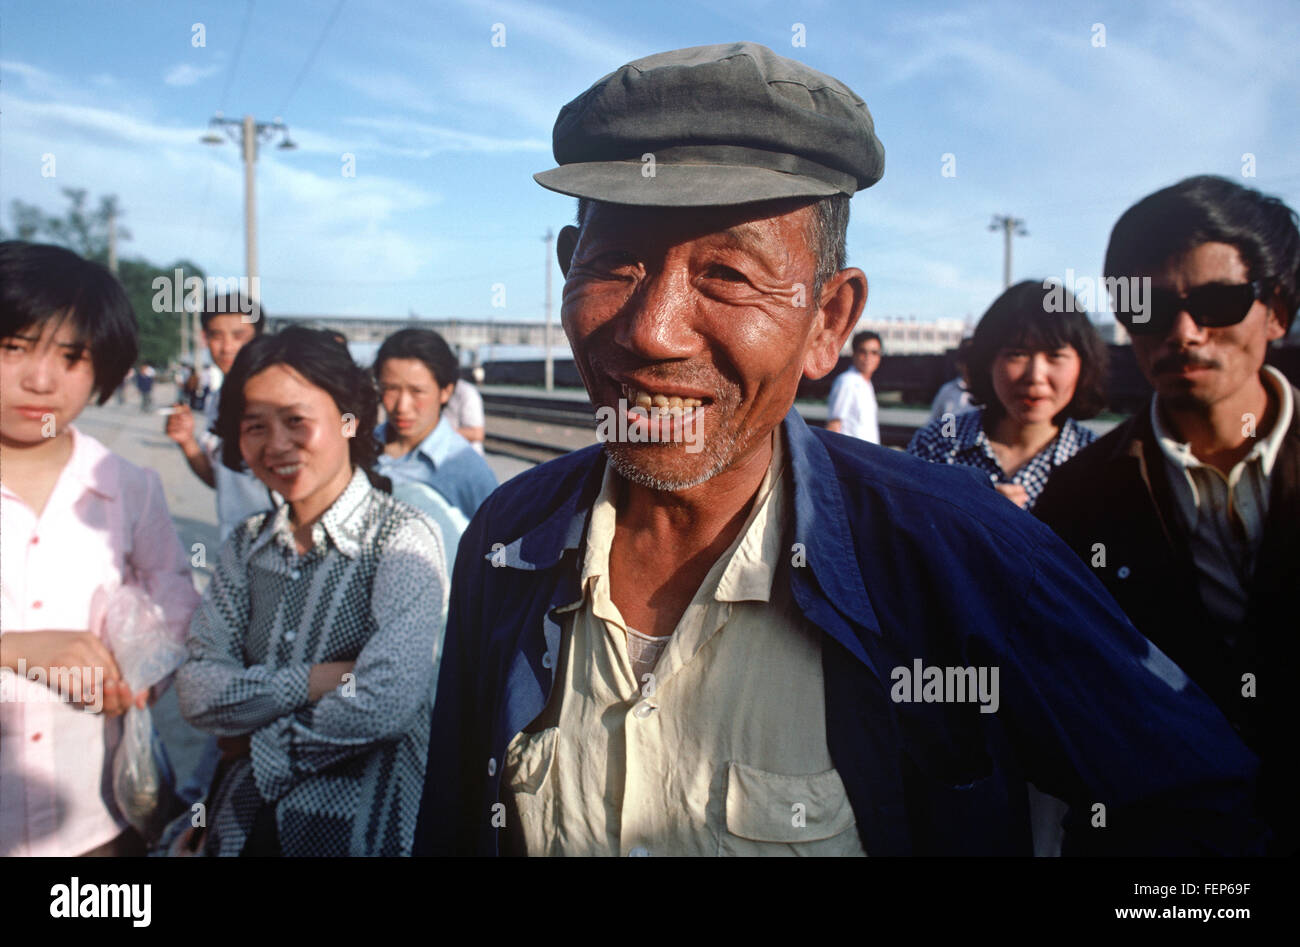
0, 242, 200, 857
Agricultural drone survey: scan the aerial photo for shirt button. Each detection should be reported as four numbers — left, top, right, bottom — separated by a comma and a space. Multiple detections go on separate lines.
487, 757, 497, 777
31, 601, 42, 609
30, 536, 39, 545
1117, 566, 1131, 579
284, 631, 296, 643
31, 732, 41, 742
633, 701, 657, 719
290, 570, 301, 580
541, 652, 554, 669
627, 846, 649, 857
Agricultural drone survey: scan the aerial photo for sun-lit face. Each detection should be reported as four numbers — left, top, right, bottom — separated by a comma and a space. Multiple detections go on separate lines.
562, 199, 839, 491
852, 338, 882, 380
990, 344, 1081, 427
0, 316, 96, 446
1129, 242, 1287, 411
238, 364, 353, 515
378, 358, 453, 443
203, 313, 258, 375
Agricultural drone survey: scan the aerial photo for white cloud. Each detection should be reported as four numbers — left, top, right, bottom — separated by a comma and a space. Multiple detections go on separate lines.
1, 59, 71, 98
340, 116, 549, 155
1, 85, 445, 317
163, 63, 223, 87
443, 0, 640, 70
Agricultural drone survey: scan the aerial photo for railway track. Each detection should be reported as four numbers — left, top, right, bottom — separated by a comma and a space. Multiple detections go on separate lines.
480, 390, 924, 458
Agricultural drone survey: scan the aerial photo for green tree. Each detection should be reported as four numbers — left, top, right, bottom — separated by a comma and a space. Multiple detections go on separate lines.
3, 189, 203, 366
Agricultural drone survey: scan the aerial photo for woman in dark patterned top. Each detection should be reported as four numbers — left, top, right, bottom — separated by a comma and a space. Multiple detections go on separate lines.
907, 280, 1109, 512
176, 328, 448, 856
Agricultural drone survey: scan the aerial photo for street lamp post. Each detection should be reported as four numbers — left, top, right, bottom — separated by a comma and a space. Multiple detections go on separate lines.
201, 112, 297, 306
988, 215, 1028, 289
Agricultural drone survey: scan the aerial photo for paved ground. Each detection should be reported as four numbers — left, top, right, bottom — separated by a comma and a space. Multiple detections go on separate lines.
76, 383, 532, 789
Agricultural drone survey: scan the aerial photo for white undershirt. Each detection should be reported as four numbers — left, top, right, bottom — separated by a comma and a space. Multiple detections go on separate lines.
625, 627, 672, 690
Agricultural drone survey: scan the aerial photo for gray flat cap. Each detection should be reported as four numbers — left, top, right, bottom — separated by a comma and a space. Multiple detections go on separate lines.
533, 41, 885, 207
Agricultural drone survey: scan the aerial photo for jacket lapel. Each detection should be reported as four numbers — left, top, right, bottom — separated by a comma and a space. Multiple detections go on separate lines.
783, 409, 886, 681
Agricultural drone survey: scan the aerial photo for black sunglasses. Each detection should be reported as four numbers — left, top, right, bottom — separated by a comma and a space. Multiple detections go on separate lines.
1113, 279, 1268, 335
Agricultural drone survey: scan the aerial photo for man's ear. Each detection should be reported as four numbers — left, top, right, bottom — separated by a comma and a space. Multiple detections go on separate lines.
1264, 295, 1290, 343
802, 267, 868, 380
557, 225, 580, 278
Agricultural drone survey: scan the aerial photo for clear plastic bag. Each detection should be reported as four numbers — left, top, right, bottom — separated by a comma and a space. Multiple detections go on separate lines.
97, 584, 188, 843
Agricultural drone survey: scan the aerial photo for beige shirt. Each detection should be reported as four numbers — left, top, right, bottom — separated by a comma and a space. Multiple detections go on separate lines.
501, 432, 866, 856
1152, 364, 1294, 625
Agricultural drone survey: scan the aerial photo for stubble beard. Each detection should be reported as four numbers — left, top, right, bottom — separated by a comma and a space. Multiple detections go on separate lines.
604, 432, 736, 492
603, 391, 743, 493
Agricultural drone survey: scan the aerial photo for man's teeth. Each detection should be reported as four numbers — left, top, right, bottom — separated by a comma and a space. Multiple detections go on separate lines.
273, 464, 303, 476
623, 386, 705, 416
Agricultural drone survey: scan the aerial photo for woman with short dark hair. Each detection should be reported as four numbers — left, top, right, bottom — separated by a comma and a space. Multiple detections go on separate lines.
0, 241, 199, 857
176, 327, 448, 856
907, 280, 1109, 511
372, 328, 497, 520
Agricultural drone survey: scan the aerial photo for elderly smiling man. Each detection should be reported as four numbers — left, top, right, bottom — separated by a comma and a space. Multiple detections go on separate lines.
413, 42, 1261, 856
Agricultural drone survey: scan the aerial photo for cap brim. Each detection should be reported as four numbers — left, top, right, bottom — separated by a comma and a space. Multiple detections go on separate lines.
533, 161, 844, 207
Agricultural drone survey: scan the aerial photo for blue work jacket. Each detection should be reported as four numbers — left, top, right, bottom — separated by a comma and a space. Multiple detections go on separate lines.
414, 408, 1263, 855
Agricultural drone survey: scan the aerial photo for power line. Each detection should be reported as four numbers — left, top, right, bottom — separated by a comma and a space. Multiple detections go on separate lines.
217, 0, 256, 113
198, 2, 256, 241
276, 0, 346, 116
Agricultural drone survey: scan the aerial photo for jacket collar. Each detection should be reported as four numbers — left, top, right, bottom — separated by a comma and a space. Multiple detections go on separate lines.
783, 407, 882, 639
488, 452, 604, 572
491, 408, 882, 641
1114, 370, 1300, 459
1150, 365, 1295, 480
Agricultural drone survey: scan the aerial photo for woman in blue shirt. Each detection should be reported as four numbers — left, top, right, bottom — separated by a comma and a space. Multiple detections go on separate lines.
372, 329, 498, 521
907, 280, 1109, 511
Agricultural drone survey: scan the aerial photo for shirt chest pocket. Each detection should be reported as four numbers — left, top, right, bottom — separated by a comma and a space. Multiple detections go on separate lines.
718, 761, 865, 856
501, 726, 559, 852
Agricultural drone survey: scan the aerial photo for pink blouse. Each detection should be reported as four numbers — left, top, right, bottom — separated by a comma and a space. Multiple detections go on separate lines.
0, 426, 200, 856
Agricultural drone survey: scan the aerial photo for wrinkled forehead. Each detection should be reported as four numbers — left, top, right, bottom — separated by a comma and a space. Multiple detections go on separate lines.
580, 198, 818, 249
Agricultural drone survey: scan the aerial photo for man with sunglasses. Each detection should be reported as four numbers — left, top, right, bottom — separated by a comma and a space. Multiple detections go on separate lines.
1036, 175, 1300, 855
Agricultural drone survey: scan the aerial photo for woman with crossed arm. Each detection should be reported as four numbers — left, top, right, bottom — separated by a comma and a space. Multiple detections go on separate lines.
176, 328, 448, 856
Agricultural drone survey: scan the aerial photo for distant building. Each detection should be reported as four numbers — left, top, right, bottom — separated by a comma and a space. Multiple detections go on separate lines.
845, 316, 967, 355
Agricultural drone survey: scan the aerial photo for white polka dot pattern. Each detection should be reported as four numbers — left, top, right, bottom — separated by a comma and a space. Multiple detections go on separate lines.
175, 467, 449, 856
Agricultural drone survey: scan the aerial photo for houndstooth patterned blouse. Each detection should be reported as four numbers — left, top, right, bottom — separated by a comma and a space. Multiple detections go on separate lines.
906, 407, 1097, 511
176, 467, 448, 856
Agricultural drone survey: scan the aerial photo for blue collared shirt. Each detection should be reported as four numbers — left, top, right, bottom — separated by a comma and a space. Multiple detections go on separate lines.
374, 417, 498, 520
414, 408, 1262, 856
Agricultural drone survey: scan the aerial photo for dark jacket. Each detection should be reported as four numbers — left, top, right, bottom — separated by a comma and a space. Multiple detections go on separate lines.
415, 408, 1263, 855
1035, 384, 1300, 854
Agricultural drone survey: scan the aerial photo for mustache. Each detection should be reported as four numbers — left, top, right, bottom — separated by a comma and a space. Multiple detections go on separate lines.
1153, 351, 1222, 374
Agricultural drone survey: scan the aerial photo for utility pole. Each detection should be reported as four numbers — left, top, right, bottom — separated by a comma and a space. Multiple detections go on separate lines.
242, 114, 258, 293
106, 204, 118, 275
201, 113, 297, 312
988, 215, 1028, 289
179, 298, 189, 367
543, 228, 554, 392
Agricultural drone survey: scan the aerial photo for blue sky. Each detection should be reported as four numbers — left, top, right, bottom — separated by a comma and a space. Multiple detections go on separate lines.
3, 0, 1298, 327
